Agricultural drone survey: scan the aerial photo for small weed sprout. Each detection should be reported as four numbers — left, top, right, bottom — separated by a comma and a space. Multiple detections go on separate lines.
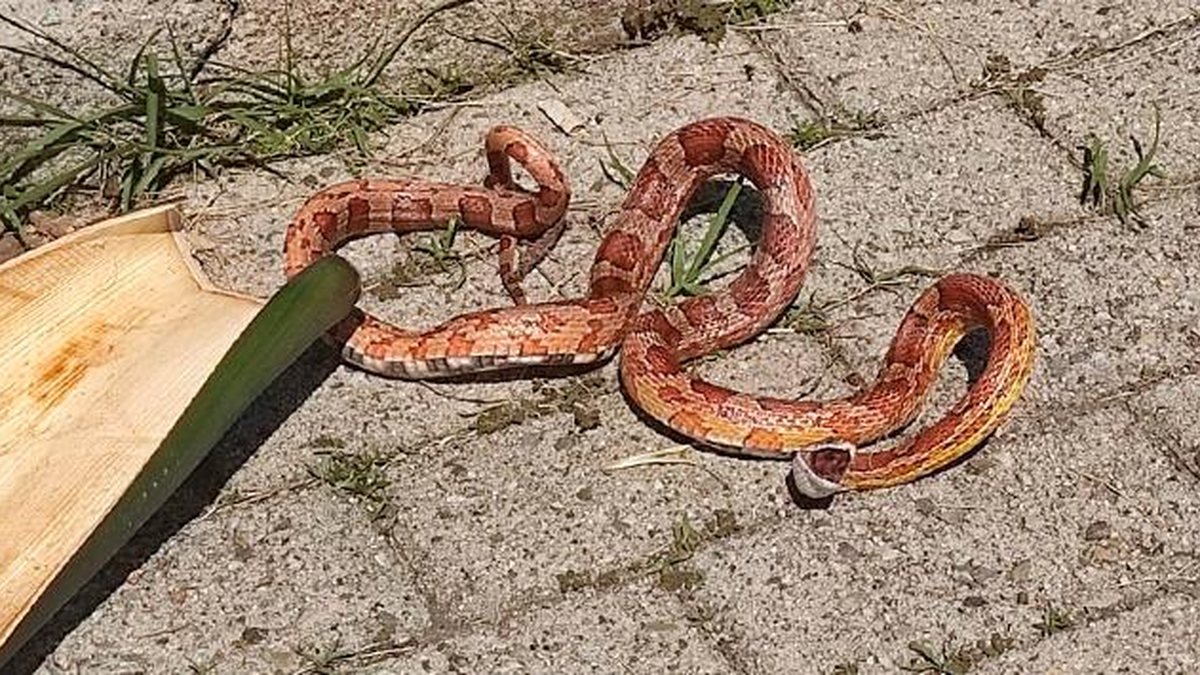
663, 180, 752, 299
1078, 106, 1165, 228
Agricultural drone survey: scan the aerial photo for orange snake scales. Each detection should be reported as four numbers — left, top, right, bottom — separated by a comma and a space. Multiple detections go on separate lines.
284, 117, 1036, 498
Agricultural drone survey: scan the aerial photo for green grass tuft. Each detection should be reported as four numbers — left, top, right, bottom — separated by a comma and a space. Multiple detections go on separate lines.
783, 250, 939, 334
662, 181, 755, 300
0, 1, 475, 238
789, 110, 885, 151
1078, 106, 1165, 228
308, 449, 391, 502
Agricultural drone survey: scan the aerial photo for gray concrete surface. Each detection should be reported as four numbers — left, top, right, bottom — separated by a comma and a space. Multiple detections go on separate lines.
2, 1, 1198, 673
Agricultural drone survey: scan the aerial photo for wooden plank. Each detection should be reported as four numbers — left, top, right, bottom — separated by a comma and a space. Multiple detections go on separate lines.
0, 206, 263, 653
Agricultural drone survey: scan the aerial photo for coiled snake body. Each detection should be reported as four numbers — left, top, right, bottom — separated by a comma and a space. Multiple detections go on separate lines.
284, 117, 1035, 498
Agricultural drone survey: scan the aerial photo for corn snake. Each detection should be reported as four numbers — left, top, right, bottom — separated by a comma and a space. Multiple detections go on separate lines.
284, 117, 1035, 498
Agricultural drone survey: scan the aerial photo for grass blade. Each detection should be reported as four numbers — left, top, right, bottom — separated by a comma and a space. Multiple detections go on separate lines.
129, 154, 169, 199
0, 86, 76, 121
686, 180, 741, 281
6, 154, 108, 213
165, 25, 199, 105
143, 52, 164, 150
125, 28, 162, 90
0, 119, 91, 178
0, 45, 122, 97
0, 12, 127, 94
664, 181, 743, 298
0, 102, 138, 185
1120, 106, 1162, 192
0, 115, 56, 128
363, 0, 477, 87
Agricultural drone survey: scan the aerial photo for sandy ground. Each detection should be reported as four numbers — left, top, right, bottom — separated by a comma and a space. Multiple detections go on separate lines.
2, 0, 1199, 673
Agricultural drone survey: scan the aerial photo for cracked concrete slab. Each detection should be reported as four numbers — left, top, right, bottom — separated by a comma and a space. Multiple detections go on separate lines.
676, 401, 1199, 672
38, 488, 429, 673
994, 217, 1198, 403
382, 589, 731, 674
748, 2, 985, 119
1034, 21, 1200, 186
2, 0, 1199, 673
751, 2, 1199, 128
976, 594, 1200, 674
0, 0, 231, 114
940, 0, 1199, 68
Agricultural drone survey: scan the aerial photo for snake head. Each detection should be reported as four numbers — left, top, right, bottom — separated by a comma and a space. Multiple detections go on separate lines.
790, 440, 856, 499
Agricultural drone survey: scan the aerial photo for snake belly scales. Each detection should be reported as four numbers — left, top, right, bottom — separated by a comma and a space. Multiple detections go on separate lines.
284, 117, 1036, 498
